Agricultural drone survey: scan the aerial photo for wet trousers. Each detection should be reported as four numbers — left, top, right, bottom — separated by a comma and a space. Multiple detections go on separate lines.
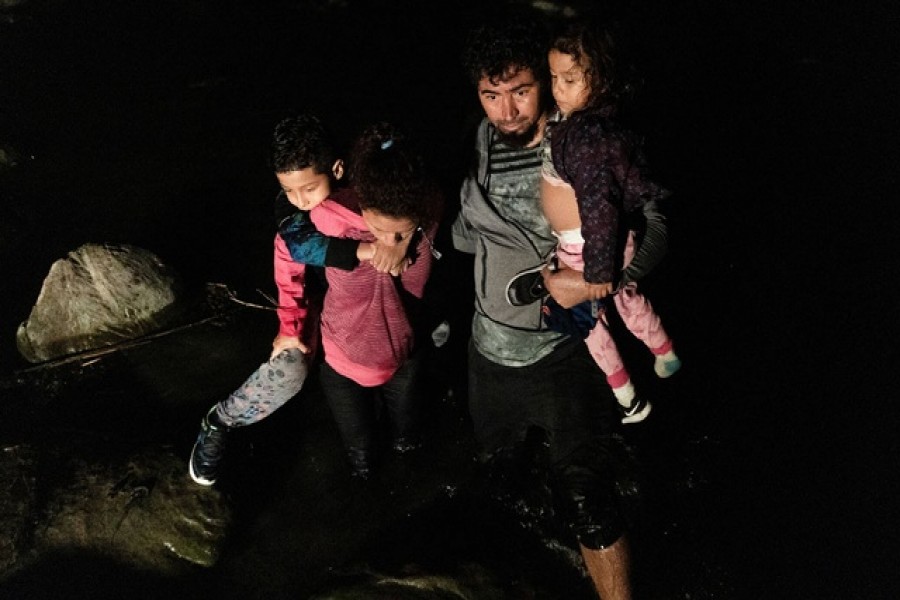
214, 348, 308, 427
467, 338, 626, 549
319, 351, 424, 462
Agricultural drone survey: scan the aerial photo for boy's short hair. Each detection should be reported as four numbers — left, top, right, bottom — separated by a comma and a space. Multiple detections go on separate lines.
271, 113, 336, 174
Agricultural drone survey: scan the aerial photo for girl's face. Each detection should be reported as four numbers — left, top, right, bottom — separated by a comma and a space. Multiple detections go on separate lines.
361, 209, 417, 247
549, 49, 591, 117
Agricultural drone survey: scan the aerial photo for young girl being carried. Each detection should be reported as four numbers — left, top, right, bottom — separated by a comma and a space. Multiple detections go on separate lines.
514, 18, 681, 423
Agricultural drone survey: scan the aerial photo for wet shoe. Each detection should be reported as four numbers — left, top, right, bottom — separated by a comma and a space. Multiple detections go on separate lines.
506, 263, 548, 306
654, 351, 682, 378
391, 436, 421, 454
620, 395, 652, 424
347, 447, 373, 480
189, 407, 228, 486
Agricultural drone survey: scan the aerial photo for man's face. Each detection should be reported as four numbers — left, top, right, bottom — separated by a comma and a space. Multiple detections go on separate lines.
477, 67, 545, 147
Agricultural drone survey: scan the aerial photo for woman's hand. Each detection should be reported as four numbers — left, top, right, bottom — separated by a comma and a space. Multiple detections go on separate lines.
370, 238, 412, 275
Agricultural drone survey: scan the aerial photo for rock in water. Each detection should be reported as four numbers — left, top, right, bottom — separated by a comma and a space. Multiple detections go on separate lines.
16, 243, 183, 363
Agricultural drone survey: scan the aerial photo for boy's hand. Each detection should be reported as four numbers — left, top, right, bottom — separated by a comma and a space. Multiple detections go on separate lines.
357, 242, 376, 262
370, 238, 411, 275
270, 334, 310, 361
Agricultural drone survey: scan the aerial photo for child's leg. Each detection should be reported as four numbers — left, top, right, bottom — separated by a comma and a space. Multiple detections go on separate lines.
618, 231, 681, 378
217, 348, 309, 427
558, 237, 641, 408
615, 286, 680, 378
584, 314, 651, 423
555, 235, 585, 272
189, 348, 309, 486
613, 284, 671, 355
583, 315, 633, 406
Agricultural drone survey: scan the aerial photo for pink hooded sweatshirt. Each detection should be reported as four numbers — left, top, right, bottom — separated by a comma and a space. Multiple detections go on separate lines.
273, 190, 434, 387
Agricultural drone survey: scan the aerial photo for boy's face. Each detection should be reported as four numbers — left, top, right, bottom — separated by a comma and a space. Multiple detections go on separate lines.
477, 66, 545, 147
549, 49, 590, 117
276, 159, 343, 211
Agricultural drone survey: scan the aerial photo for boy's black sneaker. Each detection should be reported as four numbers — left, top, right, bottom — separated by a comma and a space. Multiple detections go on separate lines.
620, 395, 652, 424
506, 263, 548, 306
189, 407, 228, 486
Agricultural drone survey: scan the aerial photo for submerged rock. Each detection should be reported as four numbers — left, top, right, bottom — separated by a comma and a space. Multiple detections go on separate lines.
309, 566, 508, 600
0, 440, 232, 583
0, 143, 22, 172
0, 444, 37, 575
16, 243, 185, 363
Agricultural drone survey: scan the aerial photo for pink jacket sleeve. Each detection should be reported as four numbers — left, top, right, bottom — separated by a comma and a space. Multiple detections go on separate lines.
273, 233, 308, 338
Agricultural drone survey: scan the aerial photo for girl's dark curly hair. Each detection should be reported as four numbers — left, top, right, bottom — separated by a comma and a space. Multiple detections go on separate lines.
347, 122, 441, 229
550, 18, 641, 113
270, 113, 337, 174
461, 10, 550, 88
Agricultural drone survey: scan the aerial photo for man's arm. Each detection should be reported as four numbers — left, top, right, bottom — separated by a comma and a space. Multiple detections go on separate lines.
451, 179, 479, 254
620, 198, 668, 285
545, 196, 670, 308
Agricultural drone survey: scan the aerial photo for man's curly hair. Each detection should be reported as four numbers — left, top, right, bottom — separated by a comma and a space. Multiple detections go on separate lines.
461, 10, 550, 87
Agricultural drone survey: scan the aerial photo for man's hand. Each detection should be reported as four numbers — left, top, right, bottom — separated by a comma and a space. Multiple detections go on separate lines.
270, 334, 310, 361
541, 264, 613, 308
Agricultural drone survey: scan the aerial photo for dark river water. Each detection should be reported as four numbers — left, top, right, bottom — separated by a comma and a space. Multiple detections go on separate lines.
1, 0, 898, 598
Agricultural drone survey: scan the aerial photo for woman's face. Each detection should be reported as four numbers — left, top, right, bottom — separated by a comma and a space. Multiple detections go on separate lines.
361, 209, 417, 247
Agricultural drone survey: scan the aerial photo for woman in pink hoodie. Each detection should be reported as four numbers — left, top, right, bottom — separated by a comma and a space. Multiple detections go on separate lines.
303, 123, 442, 478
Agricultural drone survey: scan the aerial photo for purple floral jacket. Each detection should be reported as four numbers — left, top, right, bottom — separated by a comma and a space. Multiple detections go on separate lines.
550, 106, 672, 284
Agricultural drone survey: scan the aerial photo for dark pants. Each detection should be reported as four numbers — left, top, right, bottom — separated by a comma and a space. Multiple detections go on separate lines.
467, 338, 627, 549
319, 352, 424, 464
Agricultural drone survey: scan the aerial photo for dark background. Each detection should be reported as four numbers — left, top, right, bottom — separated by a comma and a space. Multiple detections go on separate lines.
1, 0, 899, 598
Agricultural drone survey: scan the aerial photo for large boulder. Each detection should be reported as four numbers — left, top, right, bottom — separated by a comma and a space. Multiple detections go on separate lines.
16, 243, 184, 363
0, 143, 22, 172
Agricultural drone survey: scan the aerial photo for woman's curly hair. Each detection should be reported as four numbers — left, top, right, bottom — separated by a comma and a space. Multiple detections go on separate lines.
347, 122, 441, 229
